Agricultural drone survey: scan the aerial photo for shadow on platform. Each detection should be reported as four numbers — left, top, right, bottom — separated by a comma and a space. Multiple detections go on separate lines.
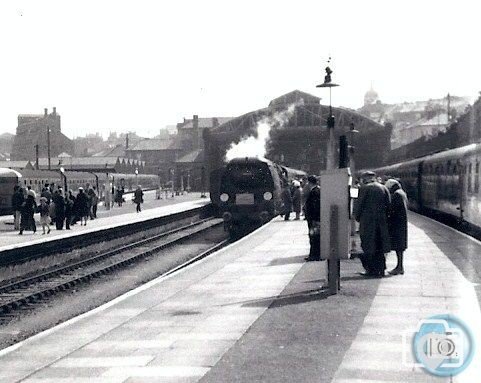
268, 255, 305, 266
227, 287, 331, 309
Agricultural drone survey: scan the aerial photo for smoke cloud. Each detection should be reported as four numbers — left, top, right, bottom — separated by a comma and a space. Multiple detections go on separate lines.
225, 100, 303, 161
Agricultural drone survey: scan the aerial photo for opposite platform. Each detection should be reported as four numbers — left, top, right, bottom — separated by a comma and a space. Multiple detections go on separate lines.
0, 192, 208, 252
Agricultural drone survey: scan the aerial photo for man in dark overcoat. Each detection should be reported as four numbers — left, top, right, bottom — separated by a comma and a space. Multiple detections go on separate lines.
281, 185, 292, 221
304, 175, 321, 261
354, 171, 391, 276
52, 188, 66, 230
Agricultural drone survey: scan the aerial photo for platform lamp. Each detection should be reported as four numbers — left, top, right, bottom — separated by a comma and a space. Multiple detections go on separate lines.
59, 167, 67, 196
316, 59, 339, 170
135, 167, 139, 188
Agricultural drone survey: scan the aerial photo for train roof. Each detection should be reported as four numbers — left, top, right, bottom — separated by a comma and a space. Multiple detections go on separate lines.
375, 143, 481, 173
227, 156, 275, 166
280, 165, 307, 177
422, 143, 479, 164
0, 168, 22, 179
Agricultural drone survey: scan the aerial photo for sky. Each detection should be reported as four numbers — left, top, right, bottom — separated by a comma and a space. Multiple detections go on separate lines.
1, 0, 480, 139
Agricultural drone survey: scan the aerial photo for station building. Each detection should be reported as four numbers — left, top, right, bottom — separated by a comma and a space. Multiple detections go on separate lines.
11, 108, 74, 161
204, 89, 392, 181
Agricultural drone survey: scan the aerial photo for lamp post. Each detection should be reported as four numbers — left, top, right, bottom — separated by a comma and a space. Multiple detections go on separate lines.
135, 167, 139, 188
316, 61, 339, 170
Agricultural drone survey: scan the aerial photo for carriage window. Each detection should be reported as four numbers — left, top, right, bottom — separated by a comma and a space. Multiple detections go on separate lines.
476, 162, 480, 193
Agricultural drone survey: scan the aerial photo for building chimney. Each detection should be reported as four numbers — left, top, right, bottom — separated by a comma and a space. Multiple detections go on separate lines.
193, 115, 199, 129
126, 133, 129, 149
44, 108, 48, 116
52, 107, 56, 116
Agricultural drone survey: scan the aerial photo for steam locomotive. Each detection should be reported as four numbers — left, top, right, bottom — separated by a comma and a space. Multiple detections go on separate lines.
211, 157, 306, 235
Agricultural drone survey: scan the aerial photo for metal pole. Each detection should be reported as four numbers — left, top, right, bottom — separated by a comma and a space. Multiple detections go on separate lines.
201, 166, 206, 198
328, 205, 340, 294
35, 144, 39, 170
47, 125, 51, 170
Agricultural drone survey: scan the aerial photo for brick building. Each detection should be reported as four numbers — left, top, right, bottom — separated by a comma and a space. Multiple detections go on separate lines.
11, 108, 74, 161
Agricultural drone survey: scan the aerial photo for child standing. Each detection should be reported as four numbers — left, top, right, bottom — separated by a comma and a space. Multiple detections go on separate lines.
39, 197, 51, 234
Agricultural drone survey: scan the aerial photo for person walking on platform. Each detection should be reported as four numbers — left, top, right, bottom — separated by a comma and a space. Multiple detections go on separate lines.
354, 171, 391, 277
19, 190, 37, 235
52, 188, 66, 230
41, 185, 52, 204
133, 185, 144, 213
91, 187, 98, 218
12, 185, 24, 231
292, 180, 302, 220
281, 183, 293, 221
304, 175, 321, 261
38, 197, 51, 234
385, 178, 408, 275
76, 187, 89, 226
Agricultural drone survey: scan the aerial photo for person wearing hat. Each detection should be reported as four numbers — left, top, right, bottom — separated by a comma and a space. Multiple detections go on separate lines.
19, 189, 37, 235
384, 178, 408, 275
133, 185, 144, 213
76, 187, 89, 226
304, 175, 321, 261
38, 197, 51, 234
52, 188, 66, 230
354, 171, 391, 277
291, 180, 302, 220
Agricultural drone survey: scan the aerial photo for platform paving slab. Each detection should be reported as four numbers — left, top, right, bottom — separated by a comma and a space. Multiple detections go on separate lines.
0, 218, 311, 382
201, 213, 481, 383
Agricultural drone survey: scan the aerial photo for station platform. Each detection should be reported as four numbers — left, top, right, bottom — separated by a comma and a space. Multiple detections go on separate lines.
0, 191, 209, 252
0, 212, 480, 382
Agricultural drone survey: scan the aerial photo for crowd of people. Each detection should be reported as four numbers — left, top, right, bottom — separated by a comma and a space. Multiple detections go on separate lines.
282, 170, 408, 278
11, 184, 99, 235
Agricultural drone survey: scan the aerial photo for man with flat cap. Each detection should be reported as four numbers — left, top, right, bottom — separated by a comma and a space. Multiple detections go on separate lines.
354, 171, 391, 276
304, 175, 321, 261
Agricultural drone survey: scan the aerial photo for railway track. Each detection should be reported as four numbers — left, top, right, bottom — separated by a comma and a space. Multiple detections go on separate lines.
0, 217, 226, 315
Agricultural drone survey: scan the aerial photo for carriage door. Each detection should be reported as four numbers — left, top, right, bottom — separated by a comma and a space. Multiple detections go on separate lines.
458, 160, 465, 220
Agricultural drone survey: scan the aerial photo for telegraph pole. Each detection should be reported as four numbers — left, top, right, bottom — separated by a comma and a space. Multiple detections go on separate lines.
47, 125, 51, 170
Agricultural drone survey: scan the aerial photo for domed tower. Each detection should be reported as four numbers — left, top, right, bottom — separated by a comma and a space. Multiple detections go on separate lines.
364, 86, 379, 106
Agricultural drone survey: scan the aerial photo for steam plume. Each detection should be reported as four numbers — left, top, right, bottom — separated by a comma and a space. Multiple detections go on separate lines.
225, 100, 303, 161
